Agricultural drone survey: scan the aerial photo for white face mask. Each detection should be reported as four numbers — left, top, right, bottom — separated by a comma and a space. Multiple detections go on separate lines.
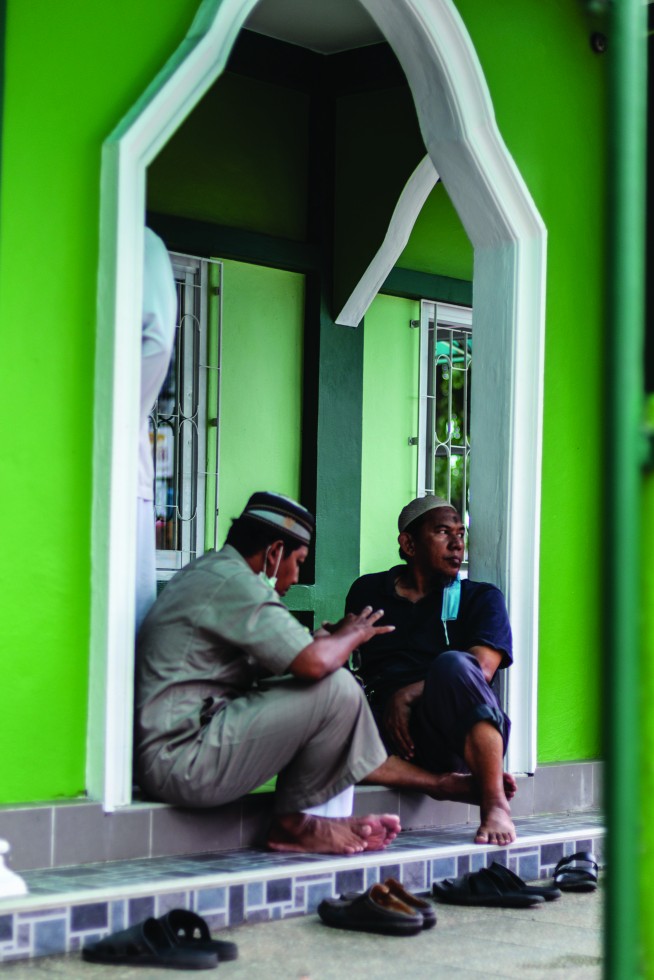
259, 544, 283, 590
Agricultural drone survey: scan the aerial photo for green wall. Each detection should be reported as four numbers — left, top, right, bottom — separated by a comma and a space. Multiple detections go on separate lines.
360, 294, 420, 575
0, 0, 608, 803
398, 181, 473, 281
0, 0, 198, 803
216, 258, 304, 543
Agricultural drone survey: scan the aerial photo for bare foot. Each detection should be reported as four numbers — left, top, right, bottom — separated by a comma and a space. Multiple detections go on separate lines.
474, 800, 516, 846
267, 813, 398, 855
352, 813, 401, 849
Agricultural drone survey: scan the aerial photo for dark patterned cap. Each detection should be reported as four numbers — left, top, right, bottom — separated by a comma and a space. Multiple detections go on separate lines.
398, 495, 453, 532
240, 491, 315, 545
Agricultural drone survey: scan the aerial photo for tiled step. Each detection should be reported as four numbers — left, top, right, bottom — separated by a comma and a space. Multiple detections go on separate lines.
0, 809, 604, 963
0, 762, 603, 873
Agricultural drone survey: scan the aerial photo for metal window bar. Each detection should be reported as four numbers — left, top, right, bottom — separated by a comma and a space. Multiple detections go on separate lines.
150, 254, 222, 581
207, 260, 223, 552
419, 301, 506, 708
418, 300, 472, 553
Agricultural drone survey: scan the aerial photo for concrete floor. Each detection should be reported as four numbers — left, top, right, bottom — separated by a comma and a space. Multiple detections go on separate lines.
1, 883, 602, 980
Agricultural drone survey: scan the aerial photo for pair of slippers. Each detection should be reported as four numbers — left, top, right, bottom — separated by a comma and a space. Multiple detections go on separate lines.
432, 852, 598, 909
318, 877, 436, 936
82, 908, 238, 970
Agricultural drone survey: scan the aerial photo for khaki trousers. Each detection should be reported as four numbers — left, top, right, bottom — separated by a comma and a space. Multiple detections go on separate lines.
141, 668, 388, 813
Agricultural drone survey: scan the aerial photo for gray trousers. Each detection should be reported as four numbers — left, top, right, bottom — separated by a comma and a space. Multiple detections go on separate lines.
140, 668, 388, 813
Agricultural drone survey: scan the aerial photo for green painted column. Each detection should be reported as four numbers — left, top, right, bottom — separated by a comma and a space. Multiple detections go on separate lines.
305, 85, 364, 629
641, 400, 654, 976
313, 312, 364, 627
605, 0, 648, 975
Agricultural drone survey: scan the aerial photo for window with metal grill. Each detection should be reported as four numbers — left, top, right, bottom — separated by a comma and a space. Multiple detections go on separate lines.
417, 300, 472, 563
150, 253, 223, 585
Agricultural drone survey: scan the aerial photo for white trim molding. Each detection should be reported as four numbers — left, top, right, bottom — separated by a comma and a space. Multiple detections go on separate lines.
90, 0, 546, 806
335, 155, 440, 327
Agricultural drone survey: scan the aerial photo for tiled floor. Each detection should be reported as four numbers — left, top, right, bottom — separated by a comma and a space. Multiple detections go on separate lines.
0, 809, 604, 963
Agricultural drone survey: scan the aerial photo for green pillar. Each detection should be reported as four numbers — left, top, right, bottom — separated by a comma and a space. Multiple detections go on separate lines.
284, 78, 365, 628
313, 312, 364, 626
605, 0, 648, 975
309, 84, 364, 628
642, 408, 654, 976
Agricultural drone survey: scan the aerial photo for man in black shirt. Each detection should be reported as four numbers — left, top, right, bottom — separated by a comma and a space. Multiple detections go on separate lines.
346, 496, 516, 846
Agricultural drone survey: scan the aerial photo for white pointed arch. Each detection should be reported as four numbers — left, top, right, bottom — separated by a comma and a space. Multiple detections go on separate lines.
90, 0, 546, 807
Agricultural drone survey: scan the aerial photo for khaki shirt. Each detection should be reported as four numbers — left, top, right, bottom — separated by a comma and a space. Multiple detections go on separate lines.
135, 544, 311, 757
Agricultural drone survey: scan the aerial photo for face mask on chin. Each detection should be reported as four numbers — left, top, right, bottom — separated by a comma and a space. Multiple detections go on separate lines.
259, 544, 283, 591
441, 574, 461, 646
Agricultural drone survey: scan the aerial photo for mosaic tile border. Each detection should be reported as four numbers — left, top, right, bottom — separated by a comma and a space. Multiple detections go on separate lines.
0, 825, 604, 963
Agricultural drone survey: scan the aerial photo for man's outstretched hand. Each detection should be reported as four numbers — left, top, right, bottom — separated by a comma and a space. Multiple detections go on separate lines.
318, 607, 395, 646
291, 608, 393, 681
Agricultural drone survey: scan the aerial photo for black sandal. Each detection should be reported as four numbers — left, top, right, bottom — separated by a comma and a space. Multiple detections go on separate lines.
486, 862, 561, 901
82, 917, 218, 969
432, 868, 545, 908
553, 851, 598, 892
159, 908, 238, 961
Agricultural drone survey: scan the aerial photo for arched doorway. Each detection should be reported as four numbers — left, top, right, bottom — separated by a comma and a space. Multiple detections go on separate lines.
89, 0, 546, 806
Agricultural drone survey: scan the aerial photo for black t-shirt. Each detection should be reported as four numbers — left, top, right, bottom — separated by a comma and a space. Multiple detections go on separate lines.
345, 566, 513, 703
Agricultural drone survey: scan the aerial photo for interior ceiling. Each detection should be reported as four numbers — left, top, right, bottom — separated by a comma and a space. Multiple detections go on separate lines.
245, 0, 384, 53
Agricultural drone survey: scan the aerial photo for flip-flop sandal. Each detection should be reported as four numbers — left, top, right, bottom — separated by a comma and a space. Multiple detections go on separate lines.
82, 917, 218, 969
432, 868, 545, 908
319, 883, 424, 936
341, 879, 436, 929
159, 908, 239, 961
553, 851, 599, 892
486, 862, 561, 901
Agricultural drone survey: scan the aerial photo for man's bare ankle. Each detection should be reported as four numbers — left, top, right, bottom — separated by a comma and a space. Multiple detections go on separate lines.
272, 812, 310, 833
480, 795, 512, 817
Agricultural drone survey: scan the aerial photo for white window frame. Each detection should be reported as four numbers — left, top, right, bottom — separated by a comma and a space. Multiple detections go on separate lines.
89, 0, 545, 808
153, 253, 218, 582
